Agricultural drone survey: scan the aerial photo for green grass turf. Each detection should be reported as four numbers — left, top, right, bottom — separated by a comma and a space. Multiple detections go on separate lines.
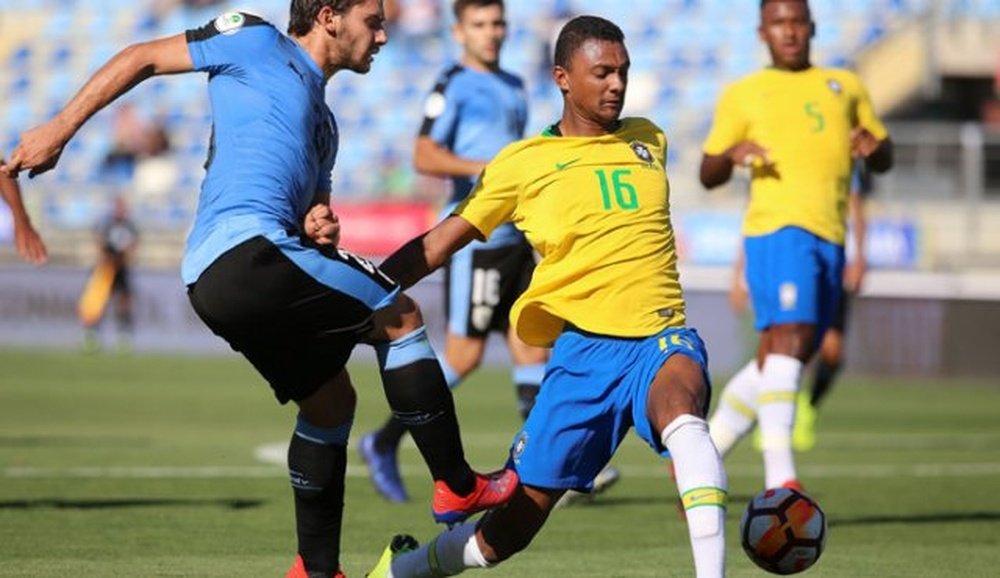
1, 349, 999, 577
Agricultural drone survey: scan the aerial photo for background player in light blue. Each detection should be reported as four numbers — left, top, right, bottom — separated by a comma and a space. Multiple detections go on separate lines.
360, 0, 553, 504
2, 2, 518, 577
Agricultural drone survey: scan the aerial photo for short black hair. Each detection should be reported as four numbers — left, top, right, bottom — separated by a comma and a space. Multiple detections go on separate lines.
287, 0, 367, 36
553, 15, 625, 69
453, 0, 504, 21
760, 0, 809, 8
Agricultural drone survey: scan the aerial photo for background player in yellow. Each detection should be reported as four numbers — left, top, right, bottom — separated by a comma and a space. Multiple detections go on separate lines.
701, 0, 893, 491
368, 15, 726, 578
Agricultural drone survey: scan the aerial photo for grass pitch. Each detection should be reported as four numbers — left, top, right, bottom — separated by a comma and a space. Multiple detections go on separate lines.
1, 349, 998, 577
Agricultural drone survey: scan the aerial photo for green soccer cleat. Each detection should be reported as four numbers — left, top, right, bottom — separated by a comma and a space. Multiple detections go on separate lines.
366, 534, 419, 578
792, 392, 817, 452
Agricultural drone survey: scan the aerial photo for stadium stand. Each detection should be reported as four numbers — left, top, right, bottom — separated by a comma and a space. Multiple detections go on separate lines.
0, 0, 997, 268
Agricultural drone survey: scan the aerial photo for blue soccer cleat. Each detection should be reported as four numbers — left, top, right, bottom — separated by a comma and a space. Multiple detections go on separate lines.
358, 432, 409, 503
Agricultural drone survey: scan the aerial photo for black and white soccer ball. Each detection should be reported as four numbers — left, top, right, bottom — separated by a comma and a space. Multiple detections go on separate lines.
740, 487, 827, 574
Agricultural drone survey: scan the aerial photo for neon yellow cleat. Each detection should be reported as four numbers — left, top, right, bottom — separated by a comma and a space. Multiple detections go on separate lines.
366, 534, 419, 578
792, 392, 817, 452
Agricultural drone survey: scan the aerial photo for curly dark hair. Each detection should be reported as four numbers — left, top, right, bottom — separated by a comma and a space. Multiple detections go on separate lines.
287, 0, 368, 36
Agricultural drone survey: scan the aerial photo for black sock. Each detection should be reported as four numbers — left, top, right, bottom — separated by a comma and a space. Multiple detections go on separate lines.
288, 434, 346, 575
381, 358, 473, 495
810, 360, 841, 408
374, 416, 408, 454
516, 384, 540, 422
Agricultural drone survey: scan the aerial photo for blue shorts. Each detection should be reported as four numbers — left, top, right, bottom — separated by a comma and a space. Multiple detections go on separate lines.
508, 326, 710, 491
745, 227, 844, 334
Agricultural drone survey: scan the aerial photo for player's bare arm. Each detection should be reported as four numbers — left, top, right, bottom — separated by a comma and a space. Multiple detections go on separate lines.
413, 136, 488, 178
851, 127, 893, 173
2, 34, 193, 179
0, 161, 48, 264
380, 215, 481, 290
843, 192, 867, 293
699, 140, 771, 189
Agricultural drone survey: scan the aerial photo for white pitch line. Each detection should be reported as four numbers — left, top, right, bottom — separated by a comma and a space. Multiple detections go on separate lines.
4, 462, 1000, 480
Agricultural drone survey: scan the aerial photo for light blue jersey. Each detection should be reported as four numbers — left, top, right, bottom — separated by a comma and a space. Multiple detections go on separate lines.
419, 64, 527, 248
181, 13, 337, 284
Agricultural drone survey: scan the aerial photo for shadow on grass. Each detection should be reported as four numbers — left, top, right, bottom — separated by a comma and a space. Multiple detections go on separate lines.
829, 511, 1000, 527
0, 498, 264, 511
0, 436, 150, 448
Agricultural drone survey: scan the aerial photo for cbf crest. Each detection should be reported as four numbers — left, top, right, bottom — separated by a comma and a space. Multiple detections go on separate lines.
629, 140, 654, 165
511, 432, 529, 464
826, 78, 843, 95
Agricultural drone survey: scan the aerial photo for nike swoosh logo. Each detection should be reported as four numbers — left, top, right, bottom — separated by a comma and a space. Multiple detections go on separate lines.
555, 158, 582, 171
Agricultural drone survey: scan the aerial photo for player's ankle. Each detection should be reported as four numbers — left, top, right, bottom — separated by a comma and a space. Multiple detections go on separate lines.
442, 468, 475, 496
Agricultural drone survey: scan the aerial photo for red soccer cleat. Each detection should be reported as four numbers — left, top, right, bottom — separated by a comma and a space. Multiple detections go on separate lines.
432, 468, 519, 525
781, 479, 805, 493
286, 555, 345, 578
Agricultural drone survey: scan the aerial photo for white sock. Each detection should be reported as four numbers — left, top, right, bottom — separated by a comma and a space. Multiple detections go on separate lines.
662, 415, 727, 578
708, 359, 761, 456
390, 524, 489, 577
758, 354, 802, 488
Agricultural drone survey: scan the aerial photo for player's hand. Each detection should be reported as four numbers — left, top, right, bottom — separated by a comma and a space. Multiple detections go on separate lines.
304, 203, 340, 247
843, 258, 866, 294
725, 141, 772, 169
2, 122, 72, 178
850, 127, 881, 159
14, 223, 48, 265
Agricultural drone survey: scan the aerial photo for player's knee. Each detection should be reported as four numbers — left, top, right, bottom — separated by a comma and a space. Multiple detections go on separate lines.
370, 293, 426, 343
394, 293, 424, 327
297, 375, 356, 428
767, 323, 816, 361
479, 526, 538, 563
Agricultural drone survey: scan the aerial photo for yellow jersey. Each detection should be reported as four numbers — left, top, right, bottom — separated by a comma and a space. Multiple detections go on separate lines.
453, 118, 687, 347
703, 66, 888, 244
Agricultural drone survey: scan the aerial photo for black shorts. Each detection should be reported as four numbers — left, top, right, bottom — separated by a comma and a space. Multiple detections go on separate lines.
444, 240, 535, 338
187, 235, 399, 404
829, 291, 853, 333
111, 264, 130, 293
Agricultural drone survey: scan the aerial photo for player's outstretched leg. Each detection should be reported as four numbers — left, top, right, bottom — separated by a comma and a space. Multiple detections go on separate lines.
359, 355, 463, 503
370, 294, 518, 522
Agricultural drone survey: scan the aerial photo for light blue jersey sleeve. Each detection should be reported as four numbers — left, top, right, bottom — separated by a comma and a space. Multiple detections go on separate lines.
186, 12, 273, 74
419, 65, 464, 148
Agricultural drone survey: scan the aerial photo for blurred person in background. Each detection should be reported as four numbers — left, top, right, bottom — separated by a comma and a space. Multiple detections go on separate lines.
728, 161, 871, 452
81, 196, 139, 354
359, 0, 553, 504
0, 156, 47, 265
1, 2, 518, 576
700, 0, 893, 492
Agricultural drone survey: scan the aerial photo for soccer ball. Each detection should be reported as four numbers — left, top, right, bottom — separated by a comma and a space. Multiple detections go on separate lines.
740, 487, 827, 574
